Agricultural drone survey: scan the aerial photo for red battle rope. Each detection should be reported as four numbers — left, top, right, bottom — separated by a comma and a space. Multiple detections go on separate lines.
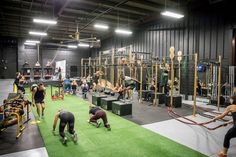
167, 107, 228, 130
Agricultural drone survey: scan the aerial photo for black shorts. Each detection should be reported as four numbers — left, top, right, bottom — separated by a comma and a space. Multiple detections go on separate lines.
35, 99, 44, 104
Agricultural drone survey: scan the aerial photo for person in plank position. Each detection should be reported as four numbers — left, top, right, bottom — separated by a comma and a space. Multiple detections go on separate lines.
53, 109, 78, 144
88, 104, 111, 131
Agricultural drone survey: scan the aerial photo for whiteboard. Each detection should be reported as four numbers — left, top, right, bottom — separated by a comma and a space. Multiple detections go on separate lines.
55, 60, 66, 79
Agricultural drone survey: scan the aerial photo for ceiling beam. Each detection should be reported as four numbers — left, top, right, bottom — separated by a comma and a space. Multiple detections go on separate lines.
69, 0, 148, 16
125, 0, 163, 12
147, 0, 178, 7
63, 8, 136, 22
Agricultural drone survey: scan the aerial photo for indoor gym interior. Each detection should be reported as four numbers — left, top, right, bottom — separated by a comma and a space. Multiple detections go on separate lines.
0, 0, 236, 157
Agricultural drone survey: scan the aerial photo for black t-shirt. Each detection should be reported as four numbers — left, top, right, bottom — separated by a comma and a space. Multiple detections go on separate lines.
197, 82, 201, 89
72, 85, 77, 90
89, 107, 100, 115
94, 75, 99, 84
150, 85, 155, 91
34, 87, 45, 100
14, 76, 21, 85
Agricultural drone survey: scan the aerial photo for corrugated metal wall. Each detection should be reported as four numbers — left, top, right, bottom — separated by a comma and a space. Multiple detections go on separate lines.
100, 13, 233, 95
102, 15, 232, 62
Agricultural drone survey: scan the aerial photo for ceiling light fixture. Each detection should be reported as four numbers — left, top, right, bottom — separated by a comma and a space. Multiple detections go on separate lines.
94, 24, 109, 29
115, 29, 132, 35
33, 18, 57, 25
29, 31, 47, 36
78, 43, 89, 47
161, 11, 184, 19
25, 40, 40, 43
67, 45, 77, 49
24, 42, 36, 46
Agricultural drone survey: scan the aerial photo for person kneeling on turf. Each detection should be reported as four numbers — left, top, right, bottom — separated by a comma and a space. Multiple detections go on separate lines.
88, 104, 111, 131
53, 109, 78, 144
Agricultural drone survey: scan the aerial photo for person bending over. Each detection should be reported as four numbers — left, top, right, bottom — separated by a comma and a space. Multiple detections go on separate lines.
31, 83, 46, 119
213, 104, 236, 157
113, 83, 125, 100
53, 110, 78, 144
88, 104, 111, 131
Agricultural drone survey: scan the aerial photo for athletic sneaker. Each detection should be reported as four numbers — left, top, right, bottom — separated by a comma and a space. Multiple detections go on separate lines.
217, 151, 227, 157
96, 121, 101, 128
37, 116, 41, 121
72, 133, 78, 142
106, 124, 111, 131
63, 137, 67, 144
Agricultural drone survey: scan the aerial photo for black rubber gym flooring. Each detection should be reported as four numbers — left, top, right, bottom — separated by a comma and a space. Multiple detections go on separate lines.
0, 113, 45, 155
0, 80, 44, 155
87, 92, 194, 125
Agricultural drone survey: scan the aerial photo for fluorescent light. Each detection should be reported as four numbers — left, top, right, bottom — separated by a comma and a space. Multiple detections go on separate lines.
115, 29, 132, 35
25, 40, 40, 43
161, 11, 184, 19
67, 45, 77, 49
24, 42, 36, 46
78, 43, 89, 47
33, 18, 57, 25
94, 24, 109, 29
29, 31, 47, 36
118, 47, 126, 52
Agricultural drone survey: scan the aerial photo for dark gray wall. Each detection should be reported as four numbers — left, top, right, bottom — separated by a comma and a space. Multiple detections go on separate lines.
18, 39, 91, 77
102, 15, 233, 62
0, 37, 17, 79
100, 13, 234, 95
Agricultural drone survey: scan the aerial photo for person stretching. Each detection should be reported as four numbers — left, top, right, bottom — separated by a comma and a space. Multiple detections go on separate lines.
88, 104, 111, 131
53, 110, 78, 144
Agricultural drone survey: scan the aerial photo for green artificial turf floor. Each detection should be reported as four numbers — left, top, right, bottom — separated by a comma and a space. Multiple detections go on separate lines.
30, 90, 207, 157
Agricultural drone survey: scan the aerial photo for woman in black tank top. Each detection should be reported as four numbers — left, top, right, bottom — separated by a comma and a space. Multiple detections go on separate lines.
31, 83, 46, 119
213, 104, 236, 157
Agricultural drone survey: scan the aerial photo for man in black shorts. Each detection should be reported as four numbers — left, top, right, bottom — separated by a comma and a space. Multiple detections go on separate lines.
53, 110, 78, 144
88, 104, 111, 131
31, 83, 46, 119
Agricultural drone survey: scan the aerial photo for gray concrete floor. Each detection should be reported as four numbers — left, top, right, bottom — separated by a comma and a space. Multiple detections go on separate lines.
143, 113, 236, 157
86, 91, 194, 125
0, 79, 14, 103
0, 147, 48, 157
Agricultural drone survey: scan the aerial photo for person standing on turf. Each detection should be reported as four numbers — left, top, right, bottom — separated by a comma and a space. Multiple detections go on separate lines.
88, 104, 111, 130
31, 83, 46, 119
53, 110, 78, 144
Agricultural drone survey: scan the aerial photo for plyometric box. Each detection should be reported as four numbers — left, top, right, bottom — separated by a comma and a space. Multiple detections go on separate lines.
101, 97, 118, 110
92, 94, 107, 106
151, 92, 166, 104
141, 90, 151, 99
165, 96, 182, 108
112, 101, 132, 116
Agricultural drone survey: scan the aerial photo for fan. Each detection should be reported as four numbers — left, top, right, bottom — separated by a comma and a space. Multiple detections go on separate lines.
65, 23, 101, 48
